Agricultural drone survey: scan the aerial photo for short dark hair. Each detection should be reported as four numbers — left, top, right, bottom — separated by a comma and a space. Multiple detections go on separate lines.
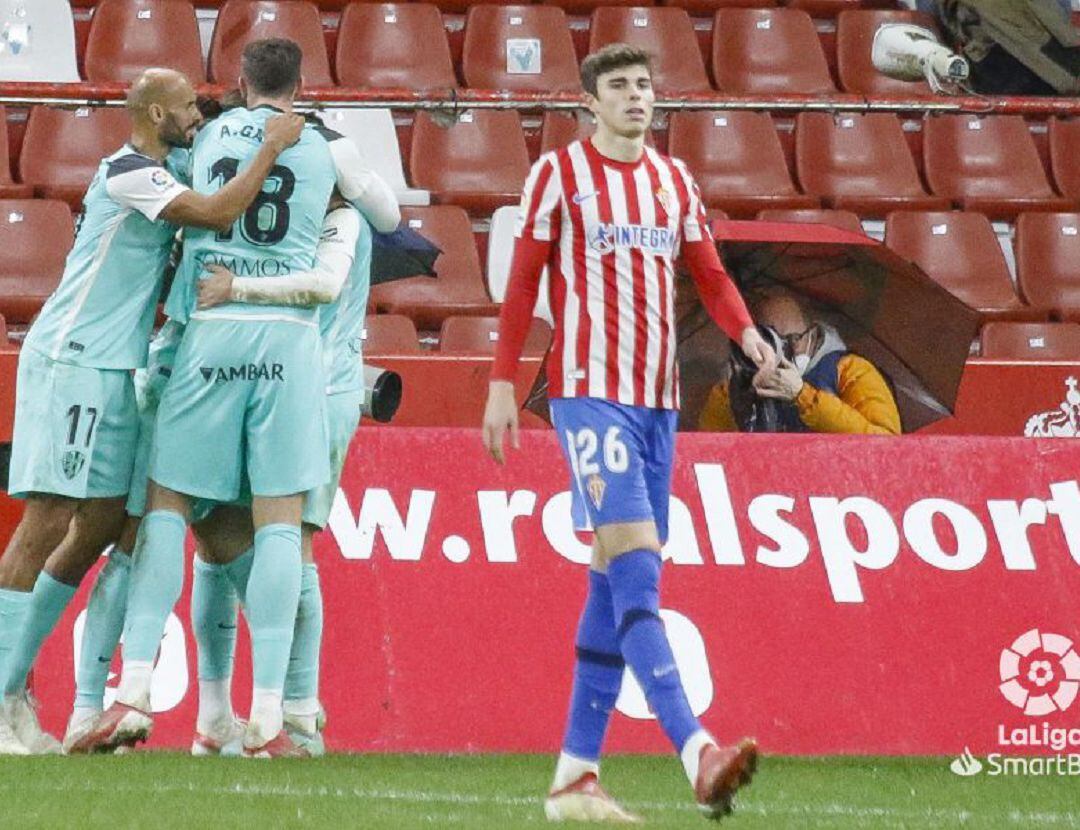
580, 43, 653, 96
241, 38, 302, 97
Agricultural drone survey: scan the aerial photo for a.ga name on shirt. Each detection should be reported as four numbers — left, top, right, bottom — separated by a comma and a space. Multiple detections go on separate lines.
217, 123, 265, 142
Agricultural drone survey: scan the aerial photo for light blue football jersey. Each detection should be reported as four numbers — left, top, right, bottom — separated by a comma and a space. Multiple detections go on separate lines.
166, 106, 337, 325
321, 210, 373, 395
24, 146, 190, 369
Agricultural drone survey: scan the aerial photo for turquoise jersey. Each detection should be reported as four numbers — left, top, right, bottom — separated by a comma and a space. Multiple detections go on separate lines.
321, 212, 373, 395
166, 106, 337, 325
24, 146, 190, 369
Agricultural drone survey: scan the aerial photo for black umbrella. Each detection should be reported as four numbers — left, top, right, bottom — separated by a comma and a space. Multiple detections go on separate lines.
678, 220, 983, 433
371, 225, 441, 285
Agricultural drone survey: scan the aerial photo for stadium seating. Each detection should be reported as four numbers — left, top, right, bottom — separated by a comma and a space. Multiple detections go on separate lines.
711, 8, 835, 95
923, 114, 1073, 219
335, 3, 457, 91
1048, 118, 1080, 204
0, 0, 79, 82
543, 0, 647, 12
539, 110, 656, 155
316, 108, 430, 206
1015, 212, 1080, 322
438, 315, 551, 355
0, 200, 75, 324
209, 0, 333, 87
462, 6, 580, 93
979, 321, 1080, 361
409, 110, 530, 214
361, 314, 422, 353
836, 10, 941, 96
588, 7, 711, 95
668, 110, 817, 217
369, 206, 498, 328
19, 106, 131, 209
756, 208, 864, 235
486, 204, 553, 325
789, 0, 864, 16
666, 0, 779, 12
0, 312, 7, 345
884, 210, 1032, 321
84, 0, 205, 83
0, 108, 32, 200
795, 112, 948, 216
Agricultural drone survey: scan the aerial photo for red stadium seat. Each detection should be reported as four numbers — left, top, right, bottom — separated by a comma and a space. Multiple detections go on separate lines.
711, 8, 835, 94
795, 112, 948, 216
336, 4, 456, 91
0, 200, 75, 325
923, 114, 1073, 219
0, 109, 32, 200
209, 0, 333, 87
463, 6, 580, 93
0, 313, 8, 345
19, 106, 131, 209
539, 110, 655, 155
85, 0, 205, 83
756, 208, 864, 235
369, 206, 499, 328
588, 7, 711, 95
361, 314, 422, 354
884, 210, 1032, 321
836, 10, 941, 96
668, 110, 817, 217
1015, 212, 1080, 322
544, 0, 646, 13
1048, 118, 1080, 203
980, 321, 1080, 361
789, 0, 863, 16
427, 0, 519, 14
409, 110, 530, 214
438, 316, 551, 355
665, 0, 778, 12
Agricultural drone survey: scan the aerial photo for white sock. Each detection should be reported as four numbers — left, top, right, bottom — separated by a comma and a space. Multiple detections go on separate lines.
283, 697, 320, 733
197, 677, 234, 733
552, 751, 600, 792
116, 662, 153, 709
680, 730, 715, 786
249, 688, 283, 742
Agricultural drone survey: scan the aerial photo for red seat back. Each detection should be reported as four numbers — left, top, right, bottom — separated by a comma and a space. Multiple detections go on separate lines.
439, 315, 551, 355
1015, 212, 1080, 321
980, 321, 1080, 361
756, 208, 864, 235
0, 200, 75, 324
336, 4, 456, 91
884, 210, 1028, 319
1048, 118, 1080, 202
85, 0, 205, 83
588, 7, 710, 94
837, 10, 940, 96
0, 108, 32, 199
209, 0, 332, 87
410, 110, 530, 214
463, 5, 580, 93
361, 314, 422, 354
668, 110, 816, 217
19, 107, 131, 209
712, 8, 835, 94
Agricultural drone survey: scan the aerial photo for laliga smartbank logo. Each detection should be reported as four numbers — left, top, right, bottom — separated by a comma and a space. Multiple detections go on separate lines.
950, 629, 1080, 777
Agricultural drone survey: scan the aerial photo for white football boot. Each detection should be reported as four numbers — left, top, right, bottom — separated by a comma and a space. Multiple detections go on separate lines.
2, 693, 60, 754
544, 773, 643, 823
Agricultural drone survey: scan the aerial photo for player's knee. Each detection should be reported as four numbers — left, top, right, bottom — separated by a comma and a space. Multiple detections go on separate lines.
22, 495, 77, 544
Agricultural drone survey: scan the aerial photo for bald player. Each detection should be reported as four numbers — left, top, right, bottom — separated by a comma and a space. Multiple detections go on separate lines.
0, 68, 303, 755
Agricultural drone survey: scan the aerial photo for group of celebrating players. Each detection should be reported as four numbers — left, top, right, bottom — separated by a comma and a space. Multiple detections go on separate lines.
0, 35, 773, 822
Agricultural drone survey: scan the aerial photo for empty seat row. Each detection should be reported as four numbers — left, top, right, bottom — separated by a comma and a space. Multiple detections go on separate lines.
8, 103, 1076, 219
362, 314, 551, 353
13, 2, 938, 97
69, 0, 895, 13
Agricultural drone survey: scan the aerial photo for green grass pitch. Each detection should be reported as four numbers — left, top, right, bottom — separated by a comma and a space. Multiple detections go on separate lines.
0, 754, 1075, 828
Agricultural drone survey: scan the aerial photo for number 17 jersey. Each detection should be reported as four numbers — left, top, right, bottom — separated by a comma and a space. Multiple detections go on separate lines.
165, 105, 337, 325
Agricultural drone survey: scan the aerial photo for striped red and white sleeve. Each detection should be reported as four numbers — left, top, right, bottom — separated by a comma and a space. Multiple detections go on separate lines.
492, 154, 563, 382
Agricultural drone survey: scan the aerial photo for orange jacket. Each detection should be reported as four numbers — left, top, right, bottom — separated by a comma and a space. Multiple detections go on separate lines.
698, 353, 902, 435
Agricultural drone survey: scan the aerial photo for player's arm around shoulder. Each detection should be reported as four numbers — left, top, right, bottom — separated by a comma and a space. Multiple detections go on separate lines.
321, 130, 401, 234
158, 113, 305, 232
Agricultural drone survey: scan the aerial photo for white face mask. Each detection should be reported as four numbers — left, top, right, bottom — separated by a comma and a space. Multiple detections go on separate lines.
793, 353, 811, 375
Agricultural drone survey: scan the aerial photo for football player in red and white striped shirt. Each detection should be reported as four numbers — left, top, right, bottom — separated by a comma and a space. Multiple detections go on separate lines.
482, 44, 774, 822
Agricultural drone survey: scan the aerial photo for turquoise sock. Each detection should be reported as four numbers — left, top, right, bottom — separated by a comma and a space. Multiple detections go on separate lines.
3, 571, 77, 695
223, 546, 255, 606
0, 588, 32, 692
122, 510, 187, 664
191, 557, 238, 681
75, 549, 131, 710
284, 564, 323, 702
246, 524, 301, 692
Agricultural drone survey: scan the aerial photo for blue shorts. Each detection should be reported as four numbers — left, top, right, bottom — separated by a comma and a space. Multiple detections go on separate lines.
549, 398, 677, 543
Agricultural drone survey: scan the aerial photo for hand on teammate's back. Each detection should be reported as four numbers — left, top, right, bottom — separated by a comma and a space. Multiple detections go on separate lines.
263, 113, 305, 153
481, 380, 520, 465
196, 264, 234, 309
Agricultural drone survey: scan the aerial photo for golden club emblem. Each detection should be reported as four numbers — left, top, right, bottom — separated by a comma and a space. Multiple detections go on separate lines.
586, 473, 607, 510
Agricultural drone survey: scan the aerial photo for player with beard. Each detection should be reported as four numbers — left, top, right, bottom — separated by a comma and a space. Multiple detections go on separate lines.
0, 67, 302, 754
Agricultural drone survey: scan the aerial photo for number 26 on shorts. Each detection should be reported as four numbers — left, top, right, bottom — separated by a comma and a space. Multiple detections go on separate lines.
565, 426, 629, 476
